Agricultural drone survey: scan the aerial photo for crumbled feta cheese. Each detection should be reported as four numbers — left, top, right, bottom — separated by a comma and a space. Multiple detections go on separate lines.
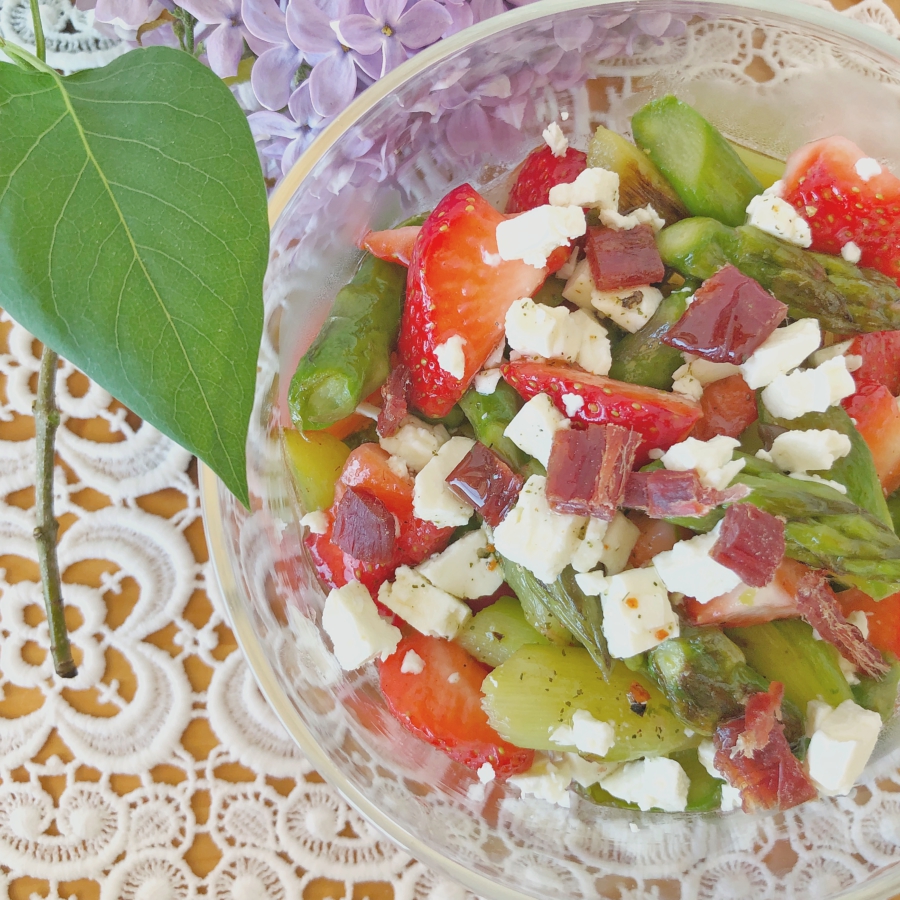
739, 318, 822, 389
505, 298, 581, 361
416, 528, 504, 600
572, 511, 640, 576
355, 401, 380, 419
562, 393, 585, 417
474, 368, 503, 395
496, 204, 587, 269
671, 355, 741, 401
484, 339, 506, 369
848, 609, 869, 639
660, 435, 744, 491
767, 429, 852, 474
400, 649, 425, 674
509, 752, 618, 806
504, 393, 570, 467
561, 109, 569, 121
788, 472, 848, 494
600, 757, 690, 812
855, 157, 882, 182
562, 752, 618, 787
761, 356, 856, 420
377, 566, 471, 639
809, 339, 854, 368
549, 167, 619, 210
561, 257, 595, 309
572, 309, 612, 376
599, 203, 665, 233
322, 581, 402, 670
434, 334, 467, 379
745, 192, 812, 247
837, 654, 860, 686
448, 672, 460, 684
477, 762, 496, 783
571, 709, 617, 756
720, 785, 743, 811
591, 285, 663, 333
556, 246, 580, 280
597, 565, 680, 658
841, 241, 863, 264
671, 369, 703, 401
542, 121, 568, 157
385, 454, 409, 480
300, 510, 329, 535
805, 699, 882, 795
380, 416, 450, 473
492, 475, 587, 584
697, 739, 719, 779
652, 522, 743, 604
765, 179, 784, 197
412, 436, 476, 527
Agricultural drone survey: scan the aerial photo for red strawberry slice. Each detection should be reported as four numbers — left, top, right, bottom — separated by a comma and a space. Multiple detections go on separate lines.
781, 136, 900, 283
847, 330, 900, 395
379, 632, 535, 777
360, 226, 421, 267
502, 359, 702, 465
842, 382, 900, 495
506, 145, 588, 213
397, 185, 548, 418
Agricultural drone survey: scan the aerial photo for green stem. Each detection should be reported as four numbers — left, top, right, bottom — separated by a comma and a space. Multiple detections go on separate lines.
34, 349, 76, 679
0, 35, 55, 74
29, 0, 46, 63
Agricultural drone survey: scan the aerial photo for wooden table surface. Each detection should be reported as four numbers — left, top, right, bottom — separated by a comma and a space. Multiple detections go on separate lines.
3, 2, 900, 897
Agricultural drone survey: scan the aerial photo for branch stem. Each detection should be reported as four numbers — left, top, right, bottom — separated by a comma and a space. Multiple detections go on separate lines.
29, 0, 46, 63
34, 348, 76, 679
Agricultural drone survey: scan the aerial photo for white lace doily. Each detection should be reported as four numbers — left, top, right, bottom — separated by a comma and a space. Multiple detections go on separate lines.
1, 3, 899, 900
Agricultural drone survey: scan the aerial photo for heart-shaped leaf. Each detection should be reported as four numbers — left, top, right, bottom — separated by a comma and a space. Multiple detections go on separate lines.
0, 46, 268, 506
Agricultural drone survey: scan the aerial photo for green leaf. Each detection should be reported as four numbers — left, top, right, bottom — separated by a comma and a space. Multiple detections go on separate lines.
0, 46, 267, 507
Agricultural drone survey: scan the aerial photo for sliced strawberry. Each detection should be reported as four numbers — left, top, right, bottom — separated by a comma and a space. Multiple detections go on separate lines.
506, 145, 588, 214
848, 330, 900, 395
502, 359, 702, 466
842, 382, 900, 494
379, 632, 534, 777
306, 444, 453, 596
360, 226, 421, 267
398, 185, 547, 418
781, 136, 900, 283
837, 587, 900, 659
691, 374, 758, 442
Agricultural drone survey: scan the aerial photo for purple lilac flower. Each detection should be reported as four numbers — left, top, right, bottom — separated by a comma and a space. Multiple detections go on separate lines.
338, 0, 453, 78
91, 0, 167, 28
179, 0, 248, 76
242, 0, 305, 110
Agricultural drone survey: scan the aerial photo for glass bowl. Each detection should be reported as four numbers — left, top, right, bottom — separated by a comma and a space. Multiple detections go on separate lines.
201, 3, 900, 898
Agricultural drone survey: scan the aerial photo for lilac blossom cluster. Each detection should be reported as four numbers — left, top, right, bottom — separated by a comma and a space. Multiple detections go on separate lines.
77, 0, 686, 186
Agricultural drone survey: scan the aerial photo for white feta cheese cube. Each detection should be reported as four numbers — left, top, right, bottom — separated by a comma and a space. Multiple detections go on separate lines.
652, 523, 743, 604
600, 757, 690, 812
847, 609, 869, 639
477, 762, 496, 783
561, 257, 595, 309
591, 285, 663, 333
740, 318, 822, 389
671, 370, 703, 401
674, 355, 741, 388
385, 455, 409, 480
571, 309, 612, 376
556, 246, 580, 280
400, 649, 425, 674
412, 436, 476, 527
322, 581, 402, 670
377, 566, 471, 639
599, 203, 665, 233
504, 393, 569, 467
660, 435, 744, 491
562, 393, 585, 417
855, 157, 882, 182
492, 475, 587, 584
745, 192, 812, 247
508, 755, 575, 807
434, 334, 467, 379
474, 368, 503, 395
380, 416, 449, 473
571, 709, 616, 756
788, 472, 848, 494
496, 204, 586, 269
416, 528, 503, 600
806, 699, 882, 795
549, 166, 619, 210
505, 298, 580, 361
697, 739, 720, 779
841, 241, 862, 264
761, 356, 856, 420
542, 121, 568, 157
767, 428, 852, 474
598, 565, 680, 658
721, 785, 743, 811
561, 752, 619, 788
572, 511, 640, 575
838, 655, 860, 686
300, 510, 329, 534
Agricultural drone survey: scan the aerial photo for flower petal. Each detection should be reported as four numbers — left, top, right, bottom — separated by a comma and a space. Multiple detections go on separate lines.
241, 0, 286, 44
471, 0, 504, 23
178, 0, 232, 24
554, 15, 593, 52
379, 34, 407, 75
440, 2, 472, 36
286, 0, 336, 53
396, 0, 451, 48
338, 13, 385, 55
364, 0, 405, 24
308, 48, 359, 117
248, 109, 300, 139
251, 44, 302, 110
205, 23, 244, 76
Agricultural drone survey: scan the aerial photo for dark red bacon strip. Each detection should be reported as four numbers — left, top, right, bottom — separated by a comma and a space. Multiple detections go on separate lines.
446, 442, 523, 527
377, 364, 412, 438
662, 265, 788, 364
331, 487, 397, 565
711, 503, 785, 587
796, 570, 889, 678
623, 469, 748, 518
546, 424, 640, 520
713, 683, 817, 813
584, 224, 665, 292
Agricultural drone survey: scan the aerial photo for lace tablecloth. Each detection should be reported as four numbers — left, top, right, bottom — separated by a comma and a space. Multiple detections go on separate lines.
1, 1, 900, 899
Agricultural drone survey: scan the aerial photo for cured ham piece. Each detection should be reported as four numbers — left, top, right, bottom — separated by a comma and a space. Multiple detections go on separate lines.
662, 265, 787, 364
622, 469, 748, 518
796, 570, 889, 678
584, 224, 665, 291
331, 487, 397, 565
446, 442, 523, 527
377, 364, 411, 438
711, 503, 785, 587
545, 424, 640, 519
713, 683, 818, 813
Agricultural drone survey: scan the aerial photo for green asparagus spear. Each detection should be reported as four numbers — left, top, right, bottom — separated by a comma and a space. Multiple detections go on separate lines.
288, 254, 406, 430
459, 383, 539, 474
532, 277, 567, 308
587, 123, 689, 226
501, 556, 574, 645
608, 285, 694, 389
852, 655, 900, 721
455, 595, 550, 667
888, 489, 900, 534
657, 218, 900, 333
631, 96, 762, 227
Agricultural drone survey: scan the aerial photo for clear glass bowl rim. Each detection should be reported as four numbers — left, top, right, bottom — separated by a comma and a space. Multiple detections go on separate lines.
202, 2, 900, 897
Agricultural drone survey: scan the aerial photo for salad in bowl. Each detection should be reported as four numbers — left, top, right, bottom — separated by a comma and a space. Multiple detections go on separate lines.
285, 93, 900, 816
